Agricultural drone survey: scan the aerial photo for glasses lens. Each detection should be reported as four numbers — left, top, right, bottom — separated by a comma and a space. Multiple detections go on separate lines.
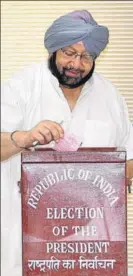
82, 55, 93, 63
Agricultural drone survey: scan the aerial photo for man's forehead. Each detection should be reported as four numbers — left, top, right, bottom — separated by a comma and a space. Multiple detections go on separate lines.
76, 41, 84, 46
65, 41, 88, 52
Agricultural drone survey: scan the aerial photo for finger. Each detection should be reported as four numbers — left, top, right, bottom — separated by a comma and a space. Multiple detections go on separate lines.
48, 126, 61, 142
44, 121, 64, 138
31, 132, 46, 145
39, 122, 63, 141
53, 122, 64, 137
40, 127, 53, 143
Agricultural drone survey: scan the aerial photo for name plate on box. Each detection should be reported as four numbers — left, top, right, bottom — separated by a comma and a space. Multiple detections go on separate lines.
21, 148, 127, 276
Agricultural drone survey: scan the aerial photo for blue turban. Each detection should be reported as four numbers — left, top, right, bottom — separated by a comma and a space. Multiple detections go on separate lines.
44, 10, 109, 57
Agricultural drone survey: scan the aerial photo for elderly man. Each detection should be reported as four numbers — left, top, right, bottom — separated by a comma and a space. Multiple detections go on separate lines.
1, 10, 133, 275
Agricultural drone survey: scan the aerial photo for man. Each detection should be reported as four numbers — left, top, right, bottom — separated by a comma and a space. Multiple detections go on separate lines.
1, 10, 133, 275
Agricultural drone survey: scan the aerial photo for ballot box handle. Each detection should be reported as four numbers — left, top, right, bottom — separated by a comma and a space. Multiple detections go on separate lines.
127, 178, 132, 193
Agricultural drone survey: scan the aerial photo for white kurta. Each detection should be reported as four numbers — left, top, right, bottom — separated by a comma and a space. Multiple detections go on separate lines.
1, 60, 133, 275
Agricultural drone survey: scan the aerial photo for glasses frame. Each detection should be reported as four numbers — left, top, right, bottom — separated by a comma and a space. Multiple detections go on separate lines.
61, 48, 96, 63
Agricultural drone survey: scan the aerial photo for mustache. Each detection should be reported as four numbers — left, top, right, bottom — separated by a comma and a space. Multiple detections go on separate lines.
64, 67, 85, 74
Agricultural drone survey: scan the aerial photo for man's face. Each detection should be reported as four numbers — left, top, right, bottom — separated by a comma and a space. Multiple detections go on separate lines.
48, 42, 95, 89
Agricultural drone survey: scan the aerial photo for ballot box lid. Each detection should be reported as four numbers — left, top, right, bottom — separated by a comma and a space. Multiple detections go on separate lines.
21, 147, 126, 163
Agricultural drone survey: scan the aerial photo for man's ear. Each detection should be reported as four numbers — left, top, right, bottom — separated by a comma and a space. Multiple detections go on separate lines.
49, 53, 53, 58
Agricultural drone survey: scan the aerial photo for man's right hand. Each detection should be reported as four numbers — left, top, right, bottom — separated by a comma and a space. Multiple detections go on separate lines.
14, 120, 64, 148
1, 120, 64, 161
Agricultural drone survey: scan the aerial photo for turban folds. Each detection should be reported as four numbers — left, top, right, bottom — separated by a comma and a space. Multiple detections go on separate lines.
44, 10, 109, 57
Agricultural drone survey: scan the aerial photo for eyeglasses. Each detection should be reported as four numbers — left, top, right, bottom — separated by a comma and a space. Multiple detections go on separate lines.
61, 48, 95, 64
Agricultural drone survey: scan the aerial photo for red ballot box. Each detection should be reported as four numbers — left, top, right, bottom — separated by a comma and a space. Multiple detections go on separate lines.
21, 148, 127, 276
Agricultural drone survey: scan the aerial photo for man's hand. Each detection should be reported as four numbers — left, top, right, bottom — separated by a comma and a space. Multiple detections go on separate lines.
14, 120, 64, 148
1, 120, 64, 161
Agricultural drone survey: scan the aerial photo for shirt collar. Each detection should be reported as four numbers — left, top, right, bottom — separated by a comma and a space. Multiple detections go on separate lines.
47, 59, 94, 100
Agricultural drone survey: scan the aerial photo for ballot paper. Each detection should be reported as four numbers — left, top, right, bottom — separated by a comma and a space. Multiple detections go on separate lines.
54, 132, 81, 151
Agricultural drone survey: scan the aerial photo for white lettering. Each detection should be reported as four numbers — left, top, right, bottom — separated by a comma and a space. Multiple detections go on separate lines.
46, 241, 110, 254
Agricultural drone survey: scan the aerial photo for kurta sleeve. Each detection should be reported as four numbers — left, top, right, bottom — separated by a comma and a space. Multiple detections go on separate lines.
118, 96, 133, 160
1, 68, 31, 132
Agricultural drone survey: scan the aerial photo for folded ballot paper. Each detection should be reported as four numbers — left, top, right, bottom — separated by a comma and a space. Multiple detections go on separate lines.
54, 132, 82, 151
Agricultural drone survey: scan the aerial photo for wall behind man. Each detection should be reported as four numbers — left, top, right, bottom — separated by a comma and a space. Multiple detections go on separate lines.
1, 1, 133, 272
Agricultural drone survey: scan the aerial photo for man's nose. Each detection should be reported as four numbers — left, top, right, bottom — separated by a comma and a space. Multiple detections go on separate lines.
69, 55, 81, 69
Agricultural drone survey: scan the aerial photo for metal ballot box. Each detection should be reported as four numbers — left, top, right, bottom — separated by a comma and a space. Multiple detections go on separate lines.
21, 148, 127, 276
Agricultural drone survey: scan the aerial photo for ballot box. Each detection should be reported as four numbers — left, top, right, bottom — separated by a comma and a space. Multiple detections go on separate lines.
21, 148, 127, 276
